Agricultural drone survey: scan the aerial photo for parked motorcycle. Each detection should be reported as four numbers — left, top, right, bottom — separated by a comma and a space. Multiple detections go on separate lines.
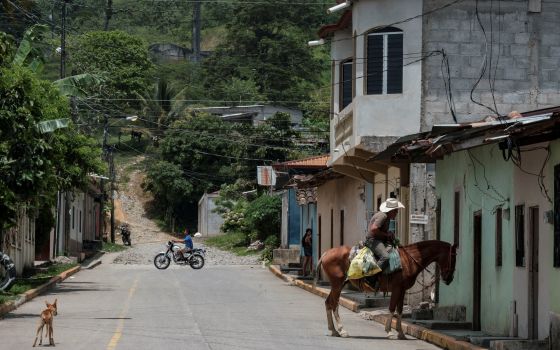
153, 241, 205, 270
119, 223, 131, 246
0, 251, 16, 291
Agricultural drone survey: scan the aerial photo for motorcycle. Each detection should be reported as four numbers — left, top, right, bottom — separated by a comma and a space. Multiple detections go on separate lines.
119, 223, 131, 246
0, 251, 16, 291
153, 241, 205, 270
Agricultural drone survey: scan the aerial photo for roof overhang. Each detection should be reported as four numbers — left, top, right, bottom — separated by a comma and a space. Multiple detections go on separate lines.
318, 10, 352, 39
371, 106, 560, 164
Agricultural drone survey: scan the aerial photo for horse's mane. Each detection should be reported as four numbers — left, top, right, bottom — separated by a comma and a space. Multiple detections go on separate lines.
403, 240, 450, 250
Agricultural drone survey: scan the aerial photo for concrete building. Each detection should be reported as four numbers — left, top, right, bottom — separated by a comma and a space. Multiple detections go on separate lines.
197, 192, 224, 237
374, 107, 560, 342
193, 105, 303, 127
272, 155, 332, 265
316, 0, 560, 304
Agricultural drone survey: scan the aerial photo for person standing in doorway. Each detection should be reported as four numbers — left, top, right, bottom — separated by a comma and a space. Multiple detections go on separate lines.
302, 228, 313, 276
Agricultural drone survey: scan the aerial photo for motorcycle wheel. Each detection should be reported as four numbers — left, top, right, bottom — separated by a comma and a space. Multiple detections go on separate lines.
153, 253, 171, 270
189, 254, 205, 270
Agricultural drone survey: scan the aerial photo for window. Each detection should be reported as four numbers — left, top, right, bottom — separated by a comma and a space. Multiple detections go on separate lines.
496, 208, 502, 267
366, 27, 403, 95
72, 206, 75, 230
515, 205, 525, 267
454, 191, 460, 246
340, 59, 353, 109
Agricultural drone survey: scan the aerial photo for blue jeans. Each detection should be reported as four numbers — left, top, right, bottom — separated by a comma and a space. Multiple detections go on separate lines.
364, 238, 389, 271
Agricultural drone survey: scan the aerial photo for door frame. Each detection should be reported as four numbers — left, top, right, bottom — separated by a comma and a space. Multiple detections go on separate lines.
473, 211, 482, 331
528, 206, 539, 339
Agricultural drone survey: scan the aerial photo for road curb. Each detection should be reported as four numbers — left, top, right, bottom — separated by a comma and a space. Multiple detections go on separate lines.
0, 265, 81, 318
268, 265, 360, 312
369, 314, 486, 350
269, 265, 485, 350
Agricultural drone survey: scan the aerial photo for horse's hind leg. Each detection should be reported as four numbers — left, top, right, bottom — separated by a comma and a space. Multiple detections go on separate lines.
396, 313, 406, 340
325, 307, 337, 336
333, 306, 348, 337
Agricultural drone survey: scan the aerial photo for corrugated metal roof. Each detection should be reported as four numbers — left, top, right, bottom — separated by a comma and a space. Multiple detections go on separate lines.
371, 107, 560, 164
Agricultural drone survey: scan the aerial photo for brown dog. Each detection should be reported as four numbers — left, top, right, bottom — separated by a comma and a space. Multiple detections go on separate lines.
32, 299, 57, 347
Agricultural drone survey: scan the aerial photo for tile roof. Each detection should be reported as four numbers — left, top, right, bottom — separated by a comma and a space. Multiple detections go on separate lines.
273, 155, 330, 170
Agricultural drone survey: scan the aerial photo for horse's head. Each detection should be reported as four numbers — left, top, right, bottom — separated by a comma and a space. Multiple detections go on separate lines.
440, 243, 457, 285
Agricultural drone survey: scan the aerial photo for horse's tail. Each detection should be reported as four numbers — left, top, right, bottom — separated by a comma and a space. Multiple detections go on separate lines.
313, 252, 325, 287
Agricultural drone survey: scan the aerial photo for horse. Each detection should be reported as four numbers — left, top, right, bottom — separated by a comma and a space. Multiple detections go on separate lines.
315, 240, 457, 339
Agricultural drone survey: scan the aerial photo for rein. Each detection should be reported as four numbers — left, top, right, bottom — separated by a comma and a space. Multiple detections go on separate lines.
401, 243, 455, 276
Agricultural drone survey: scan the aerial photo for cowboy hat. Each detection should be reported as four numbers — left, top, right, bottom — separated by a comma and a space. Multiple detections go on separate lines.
380, 198, 405, 213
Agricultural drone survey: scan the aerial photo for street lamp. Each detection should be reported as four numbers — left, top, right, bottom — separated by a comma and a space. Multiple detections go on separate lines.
327, 1, 352, 14
307, 39, 325, 47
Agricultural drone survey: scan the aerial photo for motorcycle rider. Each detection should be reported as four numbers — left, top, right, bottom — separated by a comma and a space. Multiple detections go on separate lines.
172, 228, 193, 259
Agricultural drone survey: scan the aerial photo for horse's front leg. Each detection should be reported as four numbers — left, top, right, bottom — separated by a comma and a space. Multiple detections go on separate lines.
385, 287, 400, 335
384, 314, 393, 333
333, 306, 349, 337
396, 290, 406, 340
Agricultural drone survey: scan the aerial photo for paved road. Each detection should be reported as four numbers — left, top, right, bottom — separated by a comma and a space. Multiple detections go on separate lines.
0, 252, 439, 350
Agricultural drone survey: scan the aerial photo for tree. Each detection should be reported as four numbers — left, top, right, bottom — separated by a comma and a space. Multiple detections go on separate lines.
202, 1, 329, 105
0, 31, 105, 230
70, 30, 154, 109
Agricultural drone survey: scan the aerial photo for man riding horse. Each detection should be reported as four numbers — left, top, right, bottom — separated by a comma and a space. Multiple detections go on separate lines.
364, 198, 405, 288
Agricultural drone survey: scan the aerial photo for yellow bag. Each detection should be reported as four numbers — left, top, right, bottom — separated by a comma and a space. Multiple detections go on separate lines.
347, 247, 381, 280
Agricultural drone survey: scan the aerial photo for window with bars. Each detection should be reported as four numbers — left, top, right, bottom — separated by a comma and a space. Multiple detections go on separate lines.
515, 205, 525, 267
340, 59, 353, 109
366, 27, 403, 95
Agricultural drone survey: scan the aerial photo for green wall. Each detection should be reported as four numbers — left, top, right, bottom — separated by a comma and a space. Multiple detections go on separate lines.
436, 145, 514, 335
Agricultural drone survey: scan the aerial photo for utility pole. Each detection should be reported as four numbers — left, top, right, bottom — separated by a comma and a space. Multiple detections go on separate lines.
192, 0, 201, 62
100, 115, 109, 242
60, 0, 68, 79
109, 148, 116, 243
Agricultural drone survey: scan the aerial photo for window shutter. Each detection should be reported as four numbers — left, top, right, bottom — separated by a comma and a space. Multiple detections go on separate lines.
387, 33, 403, 94
341, 60, 352, 109
366, 35, 383, 95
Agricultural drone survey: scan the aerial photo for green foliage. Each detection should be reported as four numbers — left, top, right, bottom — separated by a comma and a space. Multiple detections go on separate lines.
102, 241, 128, 252
143, 160, 193, 217
244, 194, 281, 241
203, 1, 329, 104
70, 30, 154, 108
145, 111, 298, 228
261, 234, 280, 262
0, 37, 105, 230
0, 262, 77, 304
205, 231, 259, 257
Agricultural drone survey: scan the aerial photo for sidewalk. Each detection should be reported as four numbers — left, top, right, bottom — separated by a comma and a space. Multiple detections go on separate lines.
0, 251, 105, 318
269, 264, 486, 350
